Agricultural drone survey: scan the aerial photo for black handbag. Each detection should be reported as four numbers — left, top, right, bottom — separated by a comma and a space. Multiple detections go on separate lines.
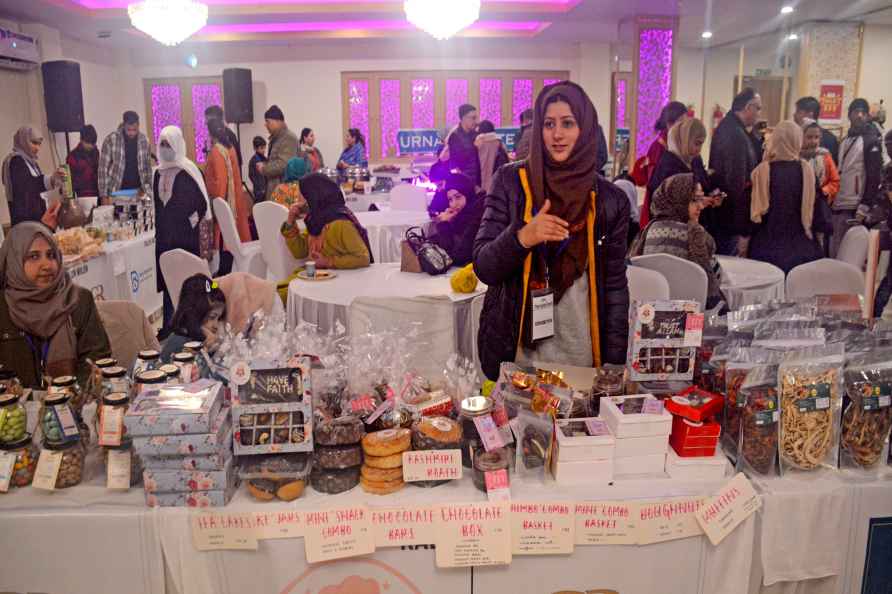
404, 227, 452, 275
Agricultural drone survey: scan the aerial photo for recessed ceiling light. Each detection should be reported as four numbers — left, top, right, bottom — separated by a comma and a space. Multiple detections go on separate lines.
781, 5, 794, 14
701, 30, 713, 39
787, 32, 799, 40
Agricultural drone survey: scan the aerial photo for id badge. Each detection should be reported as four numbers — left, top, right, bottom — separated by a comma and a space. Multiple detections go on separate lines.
530, 287, 555, 342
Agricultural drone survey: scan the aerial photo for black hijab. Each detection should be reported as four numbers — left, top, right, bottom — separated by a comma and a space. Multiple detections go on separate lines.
298, 174, 374, 263
444, 173, 480, 226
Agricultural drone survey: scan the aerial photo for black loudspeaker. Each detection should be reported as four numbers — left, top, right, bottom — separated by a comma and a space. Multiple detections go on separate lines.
41, 60, 85, 132
223, 68, 253, 124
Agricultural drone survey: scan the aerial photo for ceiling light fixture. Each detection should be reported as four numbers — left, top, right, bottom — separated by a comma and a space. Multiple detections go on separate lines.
128, 0, 208, 46
780, 5, 794, 14
701, 31, 713, 39
786, 32, 799, 41
404, 0, 481, 40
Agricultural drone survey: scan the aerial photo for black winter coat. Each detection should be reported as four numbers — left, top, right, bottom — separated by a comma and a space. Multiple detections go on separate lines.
646, 152, 709, 200
707, 113, 759, 239
429, 199, 485, 267
448, 128, 481, 186
7, 155, 48, 226
153, 170, 208, 293
473, 162, 630, 380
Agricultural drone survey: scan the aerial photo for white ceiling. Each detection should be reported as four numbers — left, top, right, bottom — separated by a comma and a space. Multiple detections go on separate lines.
0, 0, 889, 50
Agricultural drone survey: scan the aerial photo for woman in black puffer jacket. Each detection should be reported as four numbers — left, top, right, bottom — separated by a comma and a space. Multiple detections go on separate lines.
473, 81, 630, 381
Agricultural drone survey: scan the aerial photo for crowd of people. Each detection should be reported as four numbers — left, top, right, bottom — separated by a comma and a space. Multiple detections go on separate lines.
1, 79, 890, 388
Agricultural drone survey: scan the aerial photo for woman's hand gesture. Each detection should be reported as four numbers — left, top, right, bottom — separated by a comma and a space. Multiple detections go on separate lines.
287, 202, 303, 226
517, 199, 569, 248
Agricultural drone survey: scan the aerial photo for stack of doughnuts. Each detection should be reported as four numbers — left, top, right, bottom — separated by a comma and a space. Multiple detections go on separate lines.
311, 416, 365, 494
361, 428, 411, 495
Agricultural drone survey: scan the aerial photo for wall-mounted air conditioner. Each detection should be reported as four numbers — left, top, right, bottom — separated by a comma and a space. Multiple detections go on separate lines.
0, 28, 39, 71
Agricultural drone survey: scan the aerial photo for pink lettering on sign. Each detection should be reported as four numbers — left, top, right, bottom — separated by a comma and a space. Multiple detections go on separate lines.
473, 414, 505, 451
440, 504, 505, 523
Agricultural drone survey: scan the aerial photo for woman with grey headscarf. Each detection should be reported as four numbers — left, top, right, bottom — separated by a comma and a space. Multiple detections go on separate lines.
0, 222, 111, 388
1, 126, 65, 227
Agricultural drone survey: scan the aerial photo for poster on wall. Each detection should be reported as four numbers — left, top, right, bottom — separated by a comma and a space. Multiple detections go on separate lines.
818, 80, 846, 125
397, 128, 521, 155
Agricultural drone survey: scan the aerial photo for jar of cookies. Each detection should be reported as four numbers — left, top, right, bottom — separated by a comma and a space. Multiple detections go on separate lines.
183, 341, 204, 354
0, 367, 24, 399
133, 349, 161, 379
134, 369, 167, 395
101, 366, 131, 399
159, 364, 181, 385
591, 366, 624, 417
95, 357, 118, 371
0, 392, 28, 445
472, 447, 510, 493
50, 375, 84, 414
43, 439, 86, 488
41, 391, 82, 445
102, 437, 143, 487
0, 435, 36, 489
97, 392, 130, 447
459, 396, 492, 468
173, 352, 197, 384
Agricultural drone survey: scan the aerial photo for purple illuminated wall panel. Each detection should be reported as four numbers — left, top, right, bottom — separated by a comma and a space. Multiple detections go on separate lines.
446, 79, 469, 128
150, 84, 182, 149
347, 79, 370, 159
512, 79, 533, 126
635, 28, 673, 157
616, 78, 628, 129
479, 78, 502, 127
411, 78, 435, 129
191, 83, 223, 164
379, 79, 401, 158
543, 78, 561, 86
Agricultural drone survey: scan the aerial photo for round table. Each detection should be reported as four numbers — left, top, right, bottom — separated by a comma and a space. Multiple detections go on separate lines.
355, 210, 431, 263
346, 191, 390, 212
716, 256, 786, 310
286, 263, 486, 379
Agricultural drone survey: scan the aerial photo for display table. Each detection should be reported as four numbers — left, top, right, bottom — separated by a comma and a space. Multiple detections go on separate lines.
717, 256, 786, 311
66, 231, 163, 317
355, 210, 431, 263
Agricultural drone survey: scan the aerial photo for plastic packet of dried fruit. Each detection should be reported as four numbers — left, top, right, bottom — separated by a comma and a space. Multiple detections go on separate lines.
721, 347, 783, 461
751, 325, 826, 350
840, 349, 892, 473
778, 344, 845, 474
737, 364, 780, 476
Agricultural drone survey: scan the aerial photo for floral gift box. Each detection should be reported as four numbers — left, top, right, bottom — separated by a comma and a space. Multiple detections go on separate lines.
143, 457, 234, 493
125, 380, 224, 437
132, 407, 231, 457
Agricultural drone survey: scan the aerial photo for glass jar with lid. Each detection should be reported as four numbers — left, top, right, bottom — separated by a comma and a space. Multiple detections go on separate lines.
97, 392, 130, 446
95, 357, 118, 371
0, 436, 36, 490
591, 366, 625, 416
0, 366, 23, 399
459, 396, 493, 468
41, 386, 84, 446
102, 436, 143, 487
159, 364, 181, 385
472, 447, 510, 493
183, 342, 203, 354
133, 349, 161, 378
173, 352, 197, 383
42, 439, 86, 489
51, 375, 84, 412
101, 366, 131, 399
134, 369, 167, 395
0, 392, 27, 445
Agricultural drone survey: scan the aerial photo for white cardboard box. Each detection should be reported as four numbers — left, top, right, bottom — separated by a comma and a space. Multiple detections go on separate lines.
665, 448, 730, 481
614, 452, 666, 476
614, 434, 669, 459
552, 457, 614, 485
601, 394, 673, 439
554, 418, 616, 462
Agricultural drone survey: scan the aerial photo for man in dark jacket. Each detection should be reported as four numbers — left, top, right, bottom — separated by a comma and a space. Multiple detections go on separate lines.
514, 109, 534, 160
872, 129, 892, 318
794, 96, 840, 164
66, 124, 100, 197
473, 162, 629, 380
248, 136, 267, 204
448, 104, 481, 186
706, 87, 762, 256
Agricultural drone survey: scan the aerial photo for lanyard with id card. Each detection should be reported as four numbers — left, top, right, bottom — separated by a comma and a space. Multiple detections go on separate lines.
524, 243, 556, 344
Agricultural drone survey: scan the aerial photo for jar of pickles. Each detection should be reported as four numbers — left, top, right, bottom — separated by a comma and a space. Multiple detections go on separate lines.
0, 367, 23, 399
0, 393, 27, 445
42, 439, 85, 489
472, 447, 510, 493
173, 352, 197, 383
41, 391, 82, 445
159, 364, 181, 385
0, 436, 36, 489
134, 369, 167, 395
102, 437, 143, 487
101, 366, 131, 398
459, 396, 493, 468
133, 350, 161, 378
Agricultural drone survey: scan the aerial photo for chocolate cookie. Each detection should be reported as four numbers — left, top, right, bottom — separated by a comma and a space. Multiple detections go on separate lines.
315, 444, 363, 470
315, 416, 365, 446
310, 466, 360, 494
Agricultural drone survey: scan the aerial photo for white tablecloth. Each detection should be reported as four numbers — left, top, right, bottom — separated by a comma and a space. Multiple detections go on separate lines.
66, 231, 163, 317
346, 191, 390, 212
355, 210, 431, 263
717, 256, 786, 310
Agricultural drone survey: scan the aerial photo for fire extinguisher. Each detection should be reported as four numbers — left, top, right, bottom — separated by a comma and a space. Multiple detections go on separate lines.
712, 104, 724, 131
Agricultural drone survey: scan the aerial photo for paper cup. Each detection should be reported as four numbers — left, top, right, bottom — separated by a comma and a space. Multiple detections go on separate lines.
305, 261, 317, 278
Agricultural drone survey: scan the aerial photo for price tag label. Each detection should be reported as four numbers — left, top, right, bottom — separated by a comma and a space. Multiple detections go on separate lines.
54, 405, 80, 438
683, 313, 705, 347
0, 451, 16, 492
98, 405, 124, 446
252, 511, 304, 540
435, 503, 511, 568
510, 502, 575, 555
485, 469, 511, 502
191, 512, 259, 551
107, 449, 132, 490
364, 399, 393, 425
304, 506, 375, 564
402, 449, 462, 482
371, 506, 436, 547
473, 414, 505, 452
584, 419, 610, 436
33, 449, 63, 491
642, 399, 665, 415
696, 473, 762, 546
574, 501, 640, 545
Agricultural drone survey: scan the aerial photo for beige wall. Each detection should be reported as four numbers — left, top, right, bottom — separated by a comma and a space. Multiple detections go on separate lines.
858, 24, 892, 109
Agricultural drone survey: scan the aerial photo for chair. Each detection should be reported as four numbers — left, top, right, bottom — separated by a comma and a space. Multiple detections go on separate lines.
630, 254, 708, 306
95, 300, 160, 370
836, 225, 869, 270
213, 198, 267, 278
627, 265, 671, 303
253, 201, 301, 280
159, 249, 211, 309
389, 184, 429, 212
786, 259, 865, 300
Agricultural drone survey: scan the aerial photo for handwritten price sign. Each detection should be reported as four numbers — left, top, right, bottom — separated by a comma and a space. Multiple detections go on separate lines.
696, 473, 761, 545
